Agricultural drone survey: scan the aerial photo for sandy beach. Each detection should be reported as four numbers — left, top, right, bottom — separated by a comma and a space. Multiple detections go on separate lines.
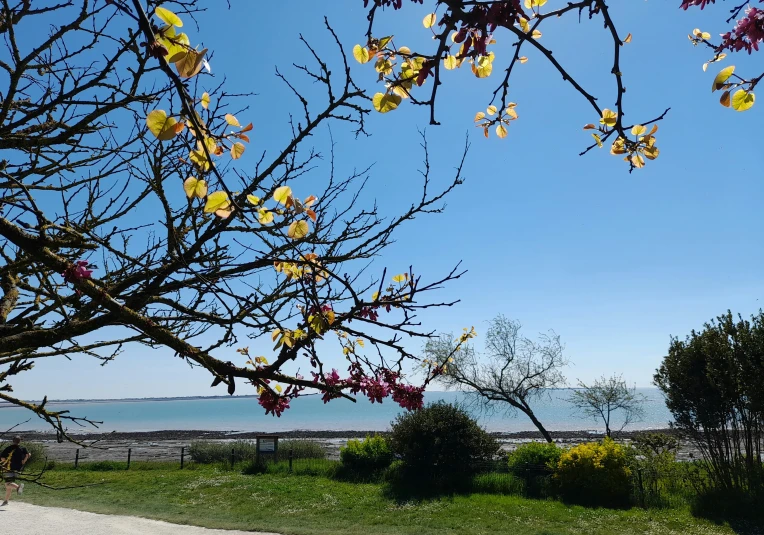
14, 428, 700, 464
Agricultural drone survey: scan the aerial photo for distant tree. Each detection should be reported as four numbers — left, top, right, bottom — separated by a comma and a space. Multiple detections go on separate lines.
568, 374, 646, 437
0, 1, 468, 438
654, 311, 764, 497
424, 315, 567, 443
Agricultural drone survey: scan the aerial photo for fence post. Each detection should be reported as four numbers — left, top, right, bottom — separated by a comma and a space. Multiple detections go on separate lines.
74, 449, 79, 469
637, 468, 645, 509
127, 448, 132, 470
231, 448, 235, 469
289, 448, 293, 473
180, 446, 185, 469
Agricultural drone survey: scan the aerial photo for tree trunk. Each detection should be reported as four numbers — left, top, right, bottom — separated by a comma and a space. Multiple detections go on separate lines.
521, 407, 553, 443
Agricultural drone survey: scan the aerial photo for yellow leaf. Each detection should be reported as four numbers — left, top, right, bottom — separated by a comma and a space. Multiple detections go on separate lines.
599, 108, 617, 128
631, 153, 645, 168
474, 111, 486, 122
225, 114, 240, 127
155, 7, 183, 27
372, 291, 380, 301
519, 18, 530, 33
644, 146, 660, 160
392, 273, 407, 283
731, 89, 755, 111
712, 66, 735, 92
258, 208, 274, 225
423, 13, 436, 28
175, 48, 207, 79
231, 142, 245, 159
273, 186, 292, 205
204, 191, 230, 214
247, 195, 260, 205
719, 90, 731, 108
275, 384, 282, 393
486, 105, 497, 116
398, 46, 411, 55
271, 329, 281, 342
183, 177, 207, 199
472, 56, 493, 78
288, 220, 310, 239
610, 137, 627, 155
201, 92, 210, 110
631, 124, 646, 136
496, 124, 508, 139
372, 92, 402, 113
519, 56, 528, 63
592, 133, 603, 148
146, 110, 179, 141
505, 107, 518, 119
624, 33, 632, 44
353, 44, 371, 64
443, 55, 458, 70
531, 30, 542, 40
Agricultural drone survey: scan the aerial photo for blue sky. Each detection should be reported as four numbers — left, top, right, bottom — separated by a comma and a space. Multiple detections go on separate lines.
12, 0, 763, 400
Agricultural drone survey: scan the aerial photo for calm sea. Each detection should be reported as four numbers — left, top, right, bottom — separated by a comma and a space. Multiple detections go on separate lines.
0, 389, 673, 434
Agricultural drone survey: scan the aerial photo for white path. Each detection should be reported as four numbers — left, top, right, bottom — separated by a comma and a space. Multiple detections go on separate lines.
0, 502, 280, 535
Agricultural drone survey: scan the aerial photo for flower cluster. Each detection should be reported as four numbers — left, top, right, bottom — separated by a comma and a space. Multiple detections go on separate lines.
311, 364, 425, 411
257, 389, 291, 417
720, 6, 764, 54
61, 261, 94, 292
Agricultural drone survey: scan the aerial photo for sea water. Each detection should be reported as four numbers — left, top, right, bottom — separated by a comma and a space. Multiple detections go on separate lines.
0, 389, 673, 433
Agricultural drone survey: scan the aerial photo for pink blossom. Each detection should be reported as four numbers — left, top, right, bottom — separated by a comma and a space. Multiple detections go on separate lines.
720, 7, 764, 53
62, 260, 93, 284
258, 390, 291, 417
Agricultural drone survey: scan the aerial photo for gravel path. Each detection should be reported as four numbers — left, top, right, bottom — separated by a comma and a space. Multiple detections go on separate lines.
0, 502, 280, 535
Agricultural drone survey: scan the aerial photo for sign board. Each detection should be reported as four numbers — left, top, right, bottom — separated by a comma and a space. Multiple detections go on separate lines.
256, 435, 279, 459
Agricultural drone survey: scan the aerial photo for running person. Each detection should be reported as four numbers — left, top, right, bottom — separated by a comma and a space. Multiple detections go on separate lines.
1, 436, 30, 506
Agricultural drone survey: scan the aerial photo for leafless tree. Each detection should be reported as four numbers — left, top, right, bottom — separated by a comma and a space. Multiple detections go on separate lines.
0, 1, 467, 439
425, 315, 567, 443
568, 374, 646, 437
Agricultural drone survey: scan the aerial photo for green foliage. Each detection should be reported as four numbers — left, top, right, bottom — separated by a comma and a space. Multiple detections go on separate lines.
339, 435, 393, 479
189, 439, 323, 465
654, 311, 764, 497
389, 401, 499, 492
554, 438, 632, 508
507, 442, 562, 497
471, 472, 524, 495
632, 432, 679, 456
279, 439, 326, 460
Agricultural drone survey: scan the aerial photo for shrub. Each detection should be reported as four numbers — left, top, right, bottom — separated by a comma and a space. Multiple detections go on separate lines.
389, 401, 499, 492
189, 438, 320, 464
280, 439, 325, 460
554, 438, 632, 508
339, 435, 393, 478
507, 442, 562, 497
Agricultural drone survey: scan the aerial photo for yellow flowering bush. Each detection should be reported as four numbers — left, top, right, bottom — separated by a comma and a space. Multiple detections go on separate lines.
554, 438, 632, 507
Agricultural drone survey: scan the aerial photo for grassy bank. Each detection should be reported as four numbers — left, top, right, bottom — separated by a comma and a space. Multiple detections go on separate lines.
16, 463, 745, 535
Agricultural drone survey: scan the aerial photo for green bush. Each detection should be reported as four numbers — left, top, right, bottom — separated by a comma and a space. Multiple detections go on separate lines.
189, 438, 322, 464
339, 435, 392, 478
280, 439, 326, 460
507, 442, 562, 497
554, 438, 632, 508
389, 401, 499, 492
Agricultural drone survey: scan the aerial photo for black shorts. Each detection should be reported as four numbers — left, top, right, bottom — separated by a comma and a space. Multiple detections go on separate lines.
3, 472, 18, 483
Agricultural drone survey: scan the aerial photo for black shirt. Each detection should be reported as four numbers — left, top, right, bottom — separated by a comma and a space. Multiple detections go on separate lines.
1, 445, 29, 471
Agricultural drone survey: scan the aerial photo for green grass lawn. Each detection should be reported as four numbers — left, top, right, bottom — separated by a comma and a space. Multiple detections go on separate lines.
16, 462, 742, 535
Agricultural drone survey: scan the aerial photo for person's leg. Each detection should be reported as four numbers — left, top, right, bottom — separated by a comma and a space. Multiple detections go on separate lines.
3, 481, 15, 504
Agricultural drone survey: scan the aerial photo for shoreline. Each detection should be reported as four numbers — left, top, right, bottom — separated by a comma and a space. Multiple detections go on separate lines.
10, 428, 700, 464
13, 427, 682, 442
